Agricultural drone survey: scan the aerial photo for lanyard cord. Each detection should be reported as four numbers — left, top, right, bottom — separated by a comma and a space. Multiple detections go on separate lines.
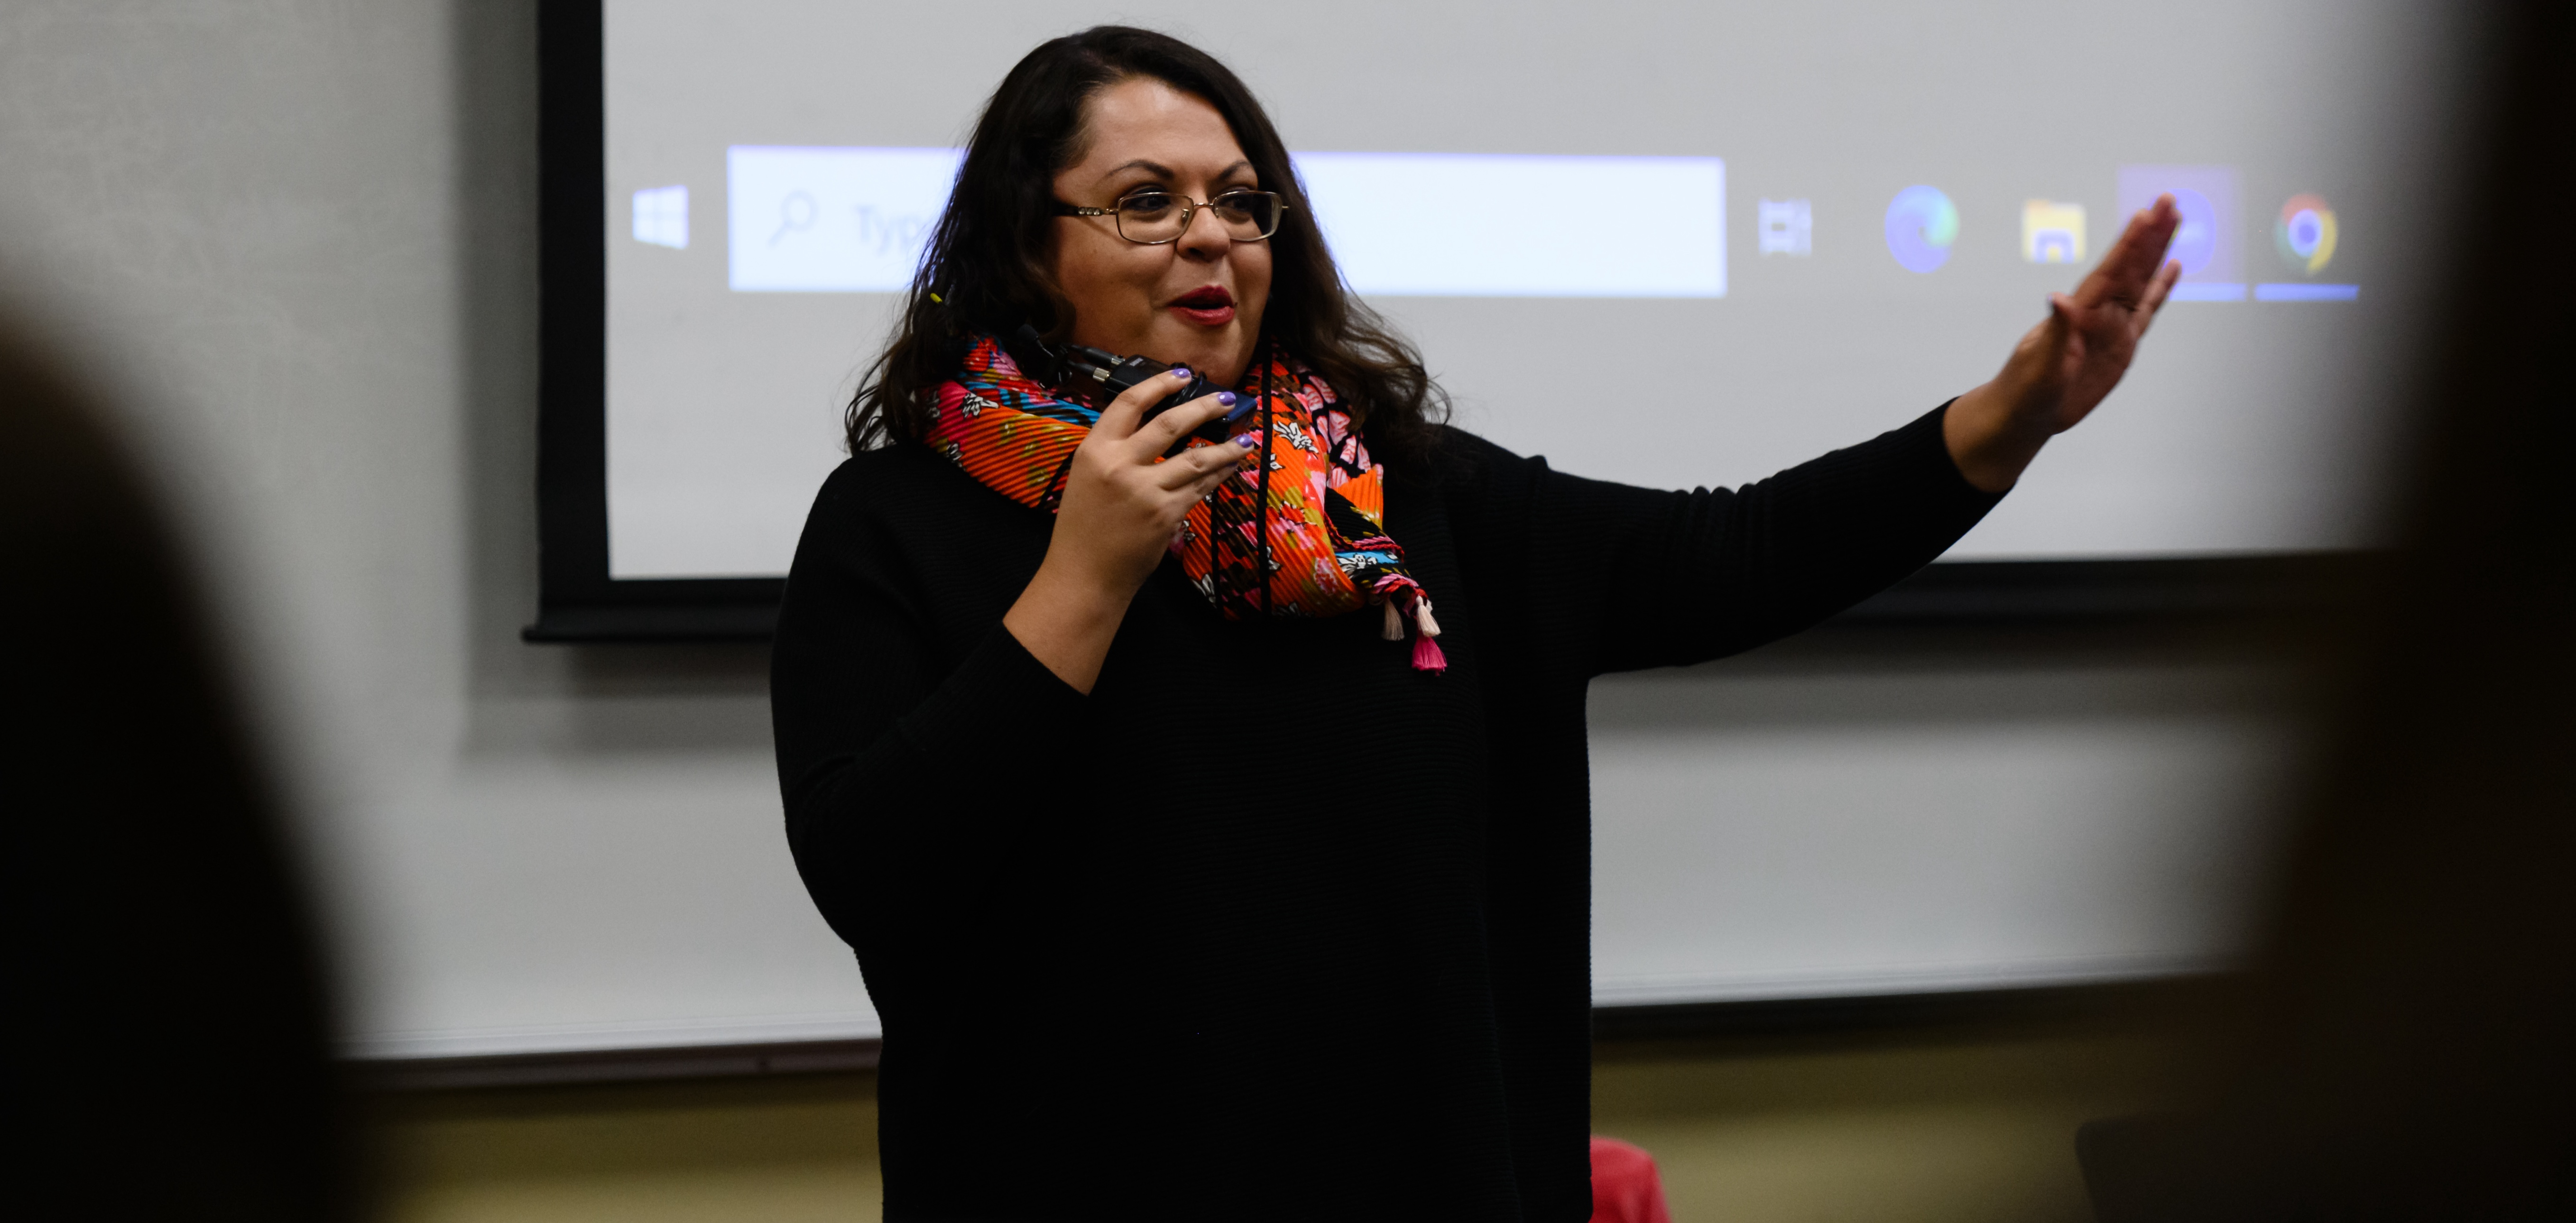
1256, 339, 1274, 618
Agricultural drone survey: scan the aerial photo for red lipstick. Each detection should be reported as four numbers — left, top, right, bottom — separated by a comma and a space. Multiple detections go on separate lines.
1168, 285, 1236, 327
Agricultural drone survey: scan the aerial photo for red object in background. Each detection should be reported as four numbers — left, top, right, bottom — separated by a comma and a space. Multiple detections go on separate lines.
1589, 1136, 1672, 1223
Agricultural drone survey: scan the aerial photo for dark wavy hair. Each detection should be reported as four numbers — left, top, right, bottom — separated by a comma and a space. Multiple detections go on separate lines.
844, 26, 1446, 462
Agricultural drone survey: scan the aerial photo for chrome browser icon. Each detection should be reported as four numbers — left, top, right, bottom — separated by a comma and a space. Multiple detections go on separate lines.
1884, 185, 1959, 273
2274, 193, 2339, 274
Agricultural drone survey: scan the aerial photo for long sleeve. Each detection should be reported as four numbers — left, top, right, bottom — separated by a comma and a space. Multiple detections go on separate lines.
1441, 402, 2001, 678
768, 456, 1087, 981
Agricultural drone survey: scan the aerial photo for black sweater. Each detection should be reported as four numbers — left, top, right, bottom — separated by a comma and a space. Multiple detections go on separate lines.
771, 405, 2001, 1222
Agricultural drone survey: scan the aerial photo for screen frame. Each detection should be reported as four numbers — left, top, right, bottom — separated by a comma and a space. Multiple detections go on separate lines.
526, 0, 2361, 644
530, 0, 781, 641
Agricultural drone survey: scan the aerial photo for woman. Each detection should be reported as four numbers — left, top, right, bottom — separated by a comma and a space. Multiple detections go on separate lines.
772, 25, 2179, 1220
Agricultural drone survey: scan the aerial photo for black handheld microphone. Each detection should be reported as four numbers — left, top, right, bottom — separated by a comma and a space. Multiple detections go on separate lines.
1005, 325, 1254, 452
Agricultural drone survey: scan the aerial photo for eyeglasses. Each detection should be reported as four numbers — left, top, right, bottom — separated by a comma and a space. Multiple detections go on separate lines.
1056, 189, 1288, 245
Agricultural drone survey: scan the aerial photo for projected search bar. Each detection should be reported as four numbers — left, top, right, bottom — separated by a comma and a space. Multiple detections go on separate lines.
1298, 152, 1724, 297
728, 146, 963, 293
728, 147, 1725, 298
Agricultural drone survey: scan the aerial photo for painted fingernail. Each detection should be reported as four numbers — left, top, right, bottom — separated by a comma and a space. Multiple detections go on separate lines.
1231, 432, 1258, 449
1169, 366, 1191, 379
1214, 391, 1237, 406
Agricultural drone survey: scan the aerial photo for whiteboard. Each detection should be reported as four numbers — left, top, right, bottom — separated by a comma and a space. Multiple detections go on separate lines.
397, 0, 2459, 1057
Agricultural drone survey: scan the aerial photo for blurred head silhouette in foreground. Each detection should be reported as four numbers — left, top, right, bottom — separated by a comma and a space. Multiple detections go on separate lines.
2082, 1, 2576, 1217
0, 321, 357, 1220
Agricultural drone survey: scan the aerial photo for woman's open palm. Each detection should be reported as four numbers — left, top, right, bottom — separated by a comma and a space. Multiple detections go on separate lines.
2011, 195, 2184, 434
1944, 194, 2183, 490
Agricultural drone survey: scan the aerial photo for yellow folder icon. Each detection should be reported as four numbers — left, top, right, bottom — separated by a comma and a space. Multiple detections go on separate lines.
2022, 200, 2086, 264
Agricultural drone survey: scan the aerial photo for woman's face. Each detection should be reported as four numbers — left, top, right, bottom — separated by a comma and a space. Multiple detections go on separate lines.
1051, 76, 1272, 386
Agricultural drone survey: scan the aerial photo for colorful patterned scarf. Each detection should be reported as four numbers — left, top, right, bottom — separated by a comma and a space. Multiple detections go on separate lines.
926, 334, 1445, 671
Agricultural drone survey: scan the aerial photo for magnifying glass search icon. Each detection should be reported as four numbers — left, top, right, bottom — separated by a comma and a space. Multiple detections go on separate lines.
770, 190, 818, 246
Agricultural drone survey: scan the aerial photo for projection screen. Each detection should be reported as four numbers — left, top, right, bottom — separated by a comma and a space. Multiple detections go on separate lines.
581, 0, 2459, 601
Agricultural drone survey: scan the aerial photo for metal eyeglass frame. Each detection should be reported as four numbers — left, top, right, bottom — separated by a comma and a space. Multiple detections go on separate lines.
1054, 190, 1289, 245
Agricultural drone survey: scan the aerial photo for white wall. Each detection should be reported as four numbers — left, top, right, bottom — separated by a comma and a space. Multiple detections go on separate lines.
0, 0, 2302, 1059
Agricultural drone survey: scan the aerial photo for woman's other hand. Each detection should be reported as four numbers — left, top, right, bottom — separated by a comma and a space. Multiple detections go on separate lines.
1944, 194, 2185, 492
1003, 370, 1255, 692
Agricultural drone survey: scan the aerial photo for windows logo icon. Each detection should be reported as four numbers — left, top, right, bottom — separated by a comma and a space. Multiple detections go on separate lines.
633, 184, 689, 250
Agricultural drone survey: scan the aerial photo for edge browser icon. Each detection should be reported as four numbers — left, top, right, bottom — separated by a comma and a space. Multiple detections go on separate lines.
1884, 185, 1959, 273
2021, 200, 2085, 264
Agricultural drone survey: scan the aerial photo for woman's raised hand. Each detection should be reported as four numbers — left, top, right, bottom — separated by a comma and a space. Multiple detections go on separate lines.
1002, 369, 1255, 692
1943, 194, 2186, 492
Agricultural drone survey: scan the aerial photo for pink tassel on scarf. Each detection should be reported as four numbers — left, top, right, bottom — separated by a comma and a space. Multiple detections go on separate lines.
1411, 631, 1447, 673
1407, 596, 1446, 673
1369, 586, 1446, 672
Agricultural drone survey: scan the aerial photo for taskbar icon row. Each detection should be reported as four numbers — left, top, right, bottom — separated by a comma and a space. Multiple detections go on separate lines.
1755, 166, 2358, 300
